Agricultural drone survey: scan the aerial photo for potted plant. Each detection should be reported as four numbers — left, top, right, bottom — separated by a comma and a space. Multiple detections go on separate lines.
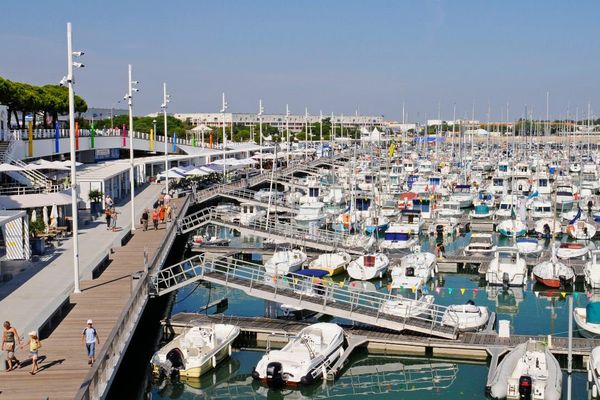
30, 219, 46, 255
88, 189, 104, 217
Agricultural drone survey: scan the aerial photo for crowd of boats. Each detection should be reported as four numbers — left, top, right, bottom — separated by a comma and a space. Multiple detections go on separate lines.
157, 141, 600, 398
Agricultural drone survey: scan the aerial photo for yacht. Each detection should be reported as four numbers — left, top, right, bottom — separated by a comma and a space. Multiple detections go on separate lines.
496, 195, 519, 219
436, 200, 463, 218
528, 198, 553, 219
293, 202, 326, 227
390, 251, 437, 289
264, 249, 307, 275
235, 203, 266, 226
347, 253, 390, 280
395, 209, 424, 235
449, 185, 474, 208
379, 229, 418, 251
464, 233, 496, 255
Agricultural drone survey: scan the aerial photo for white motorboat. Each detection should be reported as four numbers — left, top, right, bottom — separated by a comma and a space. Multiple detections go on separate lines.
534, 219, 562, 238
347, 253, 389, 280
379, 294, 435, 319
488, 340, 562, 400
251, 322, 345, 387
449, 185, 474, 208
293, 202, 326, 227
515, 238, 544, 255
307, 251, 352, 276
390, 251, 437, 289
379, 228, 418, 251
264, 249, 307, 275
555, 184, 576, 210
436, 200, 463, 218
567, 220, 597, 240
395, 209, 424, 235
486, 247, 528, 287
588, 345, 600, 398
236, 203, 266, 226
465, 233, 496, 255
496, 195, 519, 218
574, 302, 600, 339
556, 242, 589, 260
441, 300, 489, 332
469, 204, 495, 219
529, 199, 553, 219
429, 217, 459, 237
585, 250, 600, 288
151, 324, 240, 379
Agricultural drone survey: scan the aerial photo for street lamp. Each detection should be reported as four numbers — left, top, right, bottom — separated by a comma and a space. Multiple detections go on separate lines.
125, 64, 139, 231
286, 104, 290, 166
221, 93, 228, 182
319, 110, 323, 152
258, 99, 264, 173
65, 22, 84, 293
161, 83, 171, 196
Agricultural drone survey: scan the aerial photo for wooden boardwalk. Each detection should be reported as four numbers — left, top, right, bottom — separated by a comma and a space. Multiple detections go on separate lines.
0, 198, 186, 400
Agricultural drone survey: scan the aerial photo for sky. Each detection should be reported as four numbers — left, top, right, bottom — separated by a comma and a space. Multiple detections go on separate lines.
1, 0, 599, 121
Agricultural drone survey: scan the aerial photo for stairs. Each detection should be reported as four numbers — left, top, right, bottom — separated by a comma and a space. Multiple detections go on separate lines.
0, 140, 56, 192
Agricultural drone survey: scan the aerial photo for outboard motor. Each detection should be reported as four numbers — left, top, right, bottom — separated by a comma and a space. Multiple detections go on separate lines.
466, 299, 475, 306
435, 224, 444, 238
502, 272, 510, 291
518, 375, 532, 400
266, 362, 284, 388
558, 274, 572, 289
406, 267, 415, 277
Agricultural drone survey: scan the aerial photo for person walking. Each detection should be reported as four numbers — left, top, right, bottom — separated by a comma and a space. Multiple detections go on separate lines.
163, 192, 171, 206
166, 204, 173, 223
20, 331, 41, 375
82, 320, 99, 365
111, 208, 119, 232
2, 321, 21, 371
152, 208, 160, 230
105, 208, 112, 230
159, 205, 166, 223
141, 208, 149, 231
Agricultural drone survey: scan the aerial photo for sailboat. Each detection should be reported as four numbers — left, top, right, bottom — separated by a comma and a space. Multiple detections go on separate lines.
532, 246, 574, 288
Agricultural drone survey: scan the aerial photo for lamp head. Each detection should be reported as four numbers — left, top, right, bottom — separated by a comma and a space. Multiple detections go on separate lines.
72, 51, 84, 57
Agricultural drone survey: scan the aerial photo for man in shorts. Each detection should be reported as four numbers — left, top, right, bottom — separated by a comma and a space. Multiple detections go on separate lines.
81, 320, 100, 365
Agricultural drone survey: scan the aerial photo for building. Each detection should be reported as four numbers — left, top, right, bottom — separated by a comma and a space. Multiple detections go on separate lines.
80, 108, 128, 121
171, 112, 383, 132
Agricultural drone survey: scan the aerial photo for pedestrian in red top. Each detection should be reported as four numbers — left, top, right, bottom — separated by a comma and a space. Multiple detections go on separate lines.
151, 208, 160, 230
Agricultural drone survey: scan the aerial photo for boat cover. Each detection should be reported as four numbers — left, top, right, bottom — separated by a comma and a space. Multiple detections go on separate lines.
587, 302, 600, 324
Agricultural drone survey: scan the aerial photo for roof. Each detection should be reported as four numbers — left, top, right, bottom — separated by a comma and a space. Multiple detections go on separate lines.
0, 191, 72, 210
78, 163, 131, 181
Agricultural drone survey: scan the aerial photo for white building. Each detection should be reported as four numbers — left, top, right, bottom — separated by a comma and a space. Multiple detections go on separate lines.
170, 112, 383, 132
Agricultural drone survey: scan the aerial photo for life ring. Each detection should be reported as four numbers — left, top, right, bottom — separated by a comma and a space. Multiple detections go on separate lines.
567, 225, 576, 236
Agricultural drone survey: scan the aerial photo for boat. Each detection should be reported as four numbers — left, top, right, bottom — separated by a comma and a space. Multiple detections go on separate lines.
395, 209, 424, 235
236, 203, 266, 226
496, 195, 519, 218
485, 247, 527, 287
151, 324, 240, 379
556, 242, 589, 260
190, 233, 230, 247
280, 269, 330, 318
534, 219, 562, 238
585, 250, 600, 288
528, 198, 553, 219
465, 233, 496, 255
574, 302, 600, 338
364, 214, 390, 234
251, 322, 345, 387
293, 202, 326, 227
441, 300, 489, 332
379, 229, 418, 251
264, 249, 307, 275
390, 251, 437, 289
589, 346, 600, 398
347, 253, 390, 280
515, 238, 544, 256
532, 253, 574, 288
379, 293, 435, 319
488, 339, 562, 400
567, 220, 597, 240
307, 251, 351, 276
449, 185, 474, 208
436, 200, 463, 218
429, 217, 459, 237
469, 204, 495, 219
497, 219, 527, 238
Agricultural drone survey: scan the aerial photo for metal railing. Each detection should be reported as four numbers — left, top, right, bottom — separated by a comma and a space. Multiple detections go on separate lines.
151, 254, 458, 339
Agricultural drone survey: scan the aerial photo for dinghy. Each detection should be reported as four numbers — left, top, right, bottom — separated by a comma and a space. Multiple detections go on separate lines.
151, 324, 240, 379
307, 251, 351, 276
574, 302, 600, 339
587, 345, 600, 398
556, 242, 589, 260
486, 247, 527, 287
347, 253, 389, 280
441, 300, 489, 332
532, 253, 574, 288
567, 220, 597, 240
264, 249, 307, 275
379, 230, 418, 251
488, 340, 562, 400
251, 323, 345, 387
379, 293, 435, 319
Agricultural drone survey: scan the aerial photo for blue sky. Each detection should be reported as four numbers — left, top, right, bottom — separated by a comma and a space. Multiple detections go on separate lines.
1, 0, 599, 121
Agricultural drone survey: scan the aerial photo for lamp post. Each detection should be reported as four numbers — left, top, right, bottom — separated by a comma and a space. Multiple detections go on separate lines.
285, 104, 290, 166
126, 64, 139, 231
65, 22, 84, 293
319, 110, 323, 153
221, 93, 228, 182
161, 83, 170, 196
153, 119, 157, 147
258, 99, 264, 173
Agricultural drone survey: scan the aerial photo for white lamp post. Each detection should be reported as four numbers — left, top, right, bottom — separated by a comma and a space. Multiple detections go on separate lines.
319, 110, 323, 151
258, 99, 264, 173
152, 119, 157, 148
65, 22, 84, 293
304, 107, 309, 161
221, 93, 228, 182
161, 83, 170, 196
126, 64, 139, 231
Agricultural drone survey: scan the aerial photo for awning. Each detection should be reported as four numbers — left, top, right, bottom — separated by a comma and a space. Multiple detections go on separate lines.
0, 163, 24, 172
0, 191, 72, 210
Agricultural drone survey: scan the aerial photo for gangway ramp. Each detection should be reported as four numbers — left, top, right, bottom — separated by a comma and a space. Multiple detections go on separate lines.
220, 188, 298, 213
177, 207, 370, 254
151, 254, 459, 339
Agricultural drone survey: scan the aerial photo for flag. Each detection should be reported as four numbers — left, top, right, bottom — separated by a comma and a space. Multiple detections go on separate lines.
172, 132, 177, 152
75, 121, 79, 150
388, 143, 395, 158
90, 122, 95, 149
54, 121, 60, 153
528, 191, 539, 200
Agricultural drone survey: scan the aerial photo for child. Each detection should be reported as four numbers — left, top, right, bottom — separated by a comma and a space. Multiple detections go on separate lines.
21, 331, 41, 375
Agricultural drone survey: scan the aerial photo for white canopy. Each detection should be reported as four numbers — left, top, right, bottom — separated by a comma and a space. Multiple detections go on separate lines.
0, 163, 24, 172
28, 159, 69, 171
190, 124, 213, 132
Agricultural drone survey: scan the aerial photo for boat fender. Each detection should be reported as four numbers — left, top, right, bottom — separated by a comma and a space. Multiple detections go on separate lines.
300, 373, 314, 386
589, 368, 593, 383
228, 344, 232, 357
593, 383, 598, 398
211, 355, 217, 368
518, 375, 533, 400
567, 225, 575, 236
251, 369, 260, 380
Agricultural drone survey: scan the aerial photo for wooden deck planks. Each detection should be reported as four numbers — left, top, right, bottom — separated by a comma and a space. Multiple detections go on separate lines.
0, 199, 185, 400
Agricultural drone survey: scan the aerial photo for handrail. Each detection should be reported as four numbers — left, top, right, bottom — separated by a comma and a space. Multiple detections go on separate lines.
151, 253, 458, 338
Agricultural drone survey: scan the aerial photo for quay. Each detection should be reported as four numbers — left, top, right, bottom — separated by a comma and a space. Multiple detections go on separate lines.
0, 186, 190, 400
